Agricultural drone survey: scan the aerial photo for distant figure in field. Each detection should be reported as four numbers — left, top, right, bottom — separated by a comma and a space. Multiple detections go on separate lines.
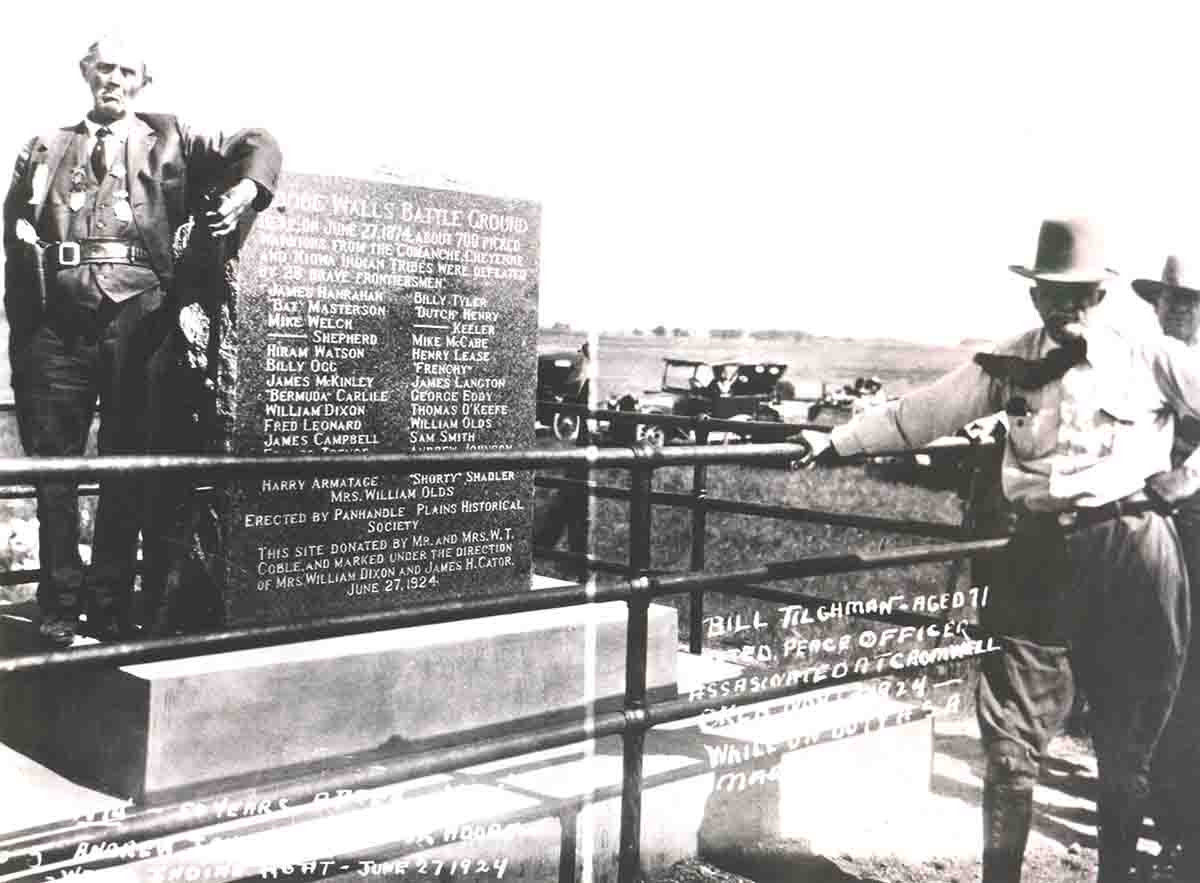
708, 364, 737, 397
565, 341, 591, 405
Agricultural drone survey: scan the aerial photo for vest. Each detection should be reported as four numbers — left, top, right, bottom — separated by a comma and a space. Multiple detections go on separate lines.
45, 132, 158, 310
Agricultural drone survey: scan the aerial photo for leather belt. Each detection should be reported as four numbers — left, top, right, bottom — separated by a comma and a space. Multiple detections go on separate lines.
1017, 494, 1161, 532
45, 240, 152, 271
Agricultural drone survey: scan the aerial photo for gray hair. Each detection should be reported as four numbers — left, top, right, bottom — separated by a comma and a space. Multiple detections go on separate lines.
79, 36, 152, 85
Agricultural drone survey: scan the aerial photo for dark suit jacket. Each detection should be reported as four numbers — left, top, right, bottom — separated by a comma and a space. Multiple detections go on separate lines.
2, 112, 282, 365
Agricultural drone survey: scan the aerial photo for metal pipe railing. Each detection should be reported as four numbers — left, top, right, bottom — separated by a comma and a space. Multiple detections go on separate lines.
0, 429, 1000, 883
689, 421, 710, 655
534, 476, 970, 541
0, 443, 805, 484
0, 538, 1004, 676
618, 461, 655, 882
0, 628, 1000, 880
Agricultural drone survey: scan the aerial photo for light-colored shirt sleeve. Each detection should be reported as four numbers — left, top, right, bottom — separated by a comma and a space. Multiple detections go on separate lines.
831, 359, 998, 455
830, 326, 1200, 510
1143, 334, 1200, 423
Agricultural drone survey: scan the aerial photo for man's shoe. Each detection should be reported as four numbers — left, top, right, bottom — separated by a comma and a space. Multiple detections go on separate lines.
38, 615, 78, 649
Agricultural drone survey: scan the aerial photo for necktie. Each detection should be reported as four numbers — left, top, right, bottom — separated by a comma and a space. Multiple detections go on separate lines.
91, 127, 111, 181
974, 337, 1088, 390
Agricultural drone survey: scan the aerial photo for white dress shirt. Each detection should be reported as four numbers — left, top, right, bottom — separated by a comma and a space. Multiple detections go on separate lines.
82, 115, 130, 173
831, 325, 1200, 512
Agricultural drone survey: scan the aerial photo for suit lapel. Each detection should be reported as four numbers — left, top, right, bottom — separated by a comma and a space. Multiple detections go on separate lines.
125, 115, 156, 190
33, 125, 82, 223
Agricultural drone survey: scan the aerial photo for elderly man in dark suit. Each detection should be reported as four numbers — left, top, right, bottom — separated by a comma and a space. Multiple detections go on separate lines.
2, 35, 282, 646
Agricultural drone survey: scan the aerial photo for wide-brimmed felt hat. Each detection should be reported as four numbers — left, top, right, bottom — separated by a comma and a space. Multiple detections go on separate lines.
1132, 255, 1200, 303
1009, 218, 1118, 283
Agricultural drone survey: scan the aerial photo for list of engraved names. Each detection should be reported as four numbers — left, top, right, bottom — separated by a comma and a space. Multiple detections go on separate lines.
250, 192, 532, 453
226, 173, 539, 621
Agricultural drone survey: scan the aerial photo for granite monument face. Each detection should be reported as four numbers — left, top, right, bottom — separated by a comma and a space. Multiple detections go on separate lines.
222, 172, 539, 624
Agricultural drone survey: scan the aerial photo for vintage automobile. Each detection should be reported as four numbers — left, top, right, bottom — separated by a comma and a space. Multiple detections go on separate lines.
536, 349, 588, 441
804, 376, 889, 423
629, 357, 797, 446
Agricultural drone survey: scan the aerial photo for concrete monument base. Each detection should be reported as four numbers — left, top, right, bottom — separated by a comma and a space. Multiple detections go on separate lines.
0, 676, 936, 882
0, 581, 678, 800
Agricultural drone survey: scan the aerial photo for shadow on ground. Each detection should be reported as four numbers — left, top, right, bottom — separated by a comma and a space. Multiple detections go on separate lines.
654, 851, 889, 883
932, 729, 1100, 853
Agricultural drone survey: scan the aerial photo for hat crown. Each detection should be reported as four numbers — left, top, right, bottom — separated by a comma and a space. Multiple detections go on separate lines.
1163, 255, 1185, 287
1031, 219, 1103, 275
1009, 218, 1115, 282
1131, 253, 1200, 302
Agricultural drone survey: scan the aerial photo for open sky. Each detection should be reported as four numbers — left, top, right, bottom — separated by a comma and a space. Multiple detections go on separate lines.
2, 2, 1199, 343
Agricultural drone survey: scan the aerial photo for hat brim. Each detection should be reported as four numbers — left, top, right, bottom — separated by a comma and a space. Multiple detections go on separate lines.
1009, 265, 1119, 283
1132, 279, 1200, 303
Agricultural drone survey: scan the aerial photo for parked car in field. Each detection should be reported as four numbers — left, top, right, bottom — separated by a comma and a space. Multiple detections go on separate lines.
536, 348, 588, 441
804, 376, 890, 423
626, 357, 797, 446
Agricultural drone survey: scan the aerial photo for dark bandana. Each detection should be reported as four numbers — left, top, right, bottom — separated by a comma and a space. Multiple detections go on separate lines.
974, 338, 1087, 390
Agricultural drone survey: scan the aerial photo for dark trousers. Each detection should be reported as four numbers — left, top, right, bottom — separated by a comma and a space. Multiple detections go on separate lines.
14, 291, 167, 619
1150, 498, 1200, 846
975, 513, 1189, 862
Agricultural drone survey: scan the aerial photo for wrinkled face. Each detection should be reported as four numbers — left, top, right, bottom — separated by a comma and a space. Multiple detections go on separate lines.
1155, 289, 1200, 345
1030, 281, 1106, 343
80, 41, 146, 123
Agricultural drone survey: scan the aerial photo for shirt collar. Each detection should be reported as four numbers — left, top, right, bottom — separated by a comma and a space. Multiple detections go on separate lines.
82, 115, 130, 142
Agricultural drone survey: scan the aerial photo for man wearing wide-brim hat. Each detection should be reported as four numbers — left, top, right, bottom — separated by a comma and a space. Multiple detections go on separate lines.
1133, 255, 1200, 880
812, 219, 1200, 883
1134, 255, 1200, 346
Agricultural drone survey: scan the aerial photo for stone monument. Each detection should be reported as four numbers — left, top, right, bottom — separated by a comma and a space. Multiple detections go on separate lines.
167, 171, 541, 626
0, 170, 683, 802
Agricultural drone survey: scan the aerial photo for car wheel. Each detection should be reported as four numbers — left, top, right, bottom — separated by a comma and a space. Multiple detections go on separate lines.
554, 413, 581, 442
640, 423, 668, 448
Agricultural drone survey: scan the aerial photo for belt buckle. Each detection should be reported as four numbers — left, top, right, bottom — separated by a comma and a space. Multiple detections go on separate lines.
1056, 511, 1078, 529
56, 241, 80, 268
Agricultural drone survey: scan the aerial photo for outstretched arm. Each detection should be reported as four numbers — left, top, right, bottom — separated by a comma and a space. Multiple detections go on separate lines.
829, 358, 999, 457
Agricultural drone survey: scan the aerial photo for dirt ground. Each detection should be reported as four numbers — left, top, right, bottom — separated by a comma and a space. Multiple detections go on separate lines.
652, 716, 1157, 883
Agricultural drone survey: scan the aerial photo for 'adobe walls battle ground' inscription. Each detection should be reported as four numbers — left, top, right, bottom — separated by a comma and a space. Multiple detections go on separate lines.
225, 171, 539, 625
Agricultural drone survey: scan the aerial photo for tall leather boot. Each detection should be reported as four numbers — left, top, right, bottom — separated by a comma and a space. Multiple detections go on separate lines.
982, 784, 1033, 883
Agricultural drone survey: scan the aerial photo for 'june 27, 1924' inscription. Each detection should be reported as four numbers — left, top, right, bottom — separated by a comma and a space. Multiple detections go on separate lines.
220, 172, 539, 625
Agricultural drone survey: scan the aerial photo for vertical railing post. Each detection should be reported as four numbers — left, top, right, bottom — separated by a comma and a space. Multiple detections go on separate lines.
688, 418, 709, 654
559, 807, 578, 883
618, 456, 653, 883
567, 411, 592, 585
